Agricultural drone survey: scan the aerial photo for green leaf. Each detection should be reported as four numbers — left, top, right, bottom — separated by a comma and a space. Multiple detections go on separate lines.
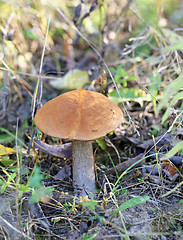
178, 199, 183, 204
1, 184, 7, 194
108, 88, 150, 107
53, 218, 61, 225
110, 65, 135, 86
0, 156, 15, 167
28, 167, 43, 188
89, 214, 104, 223
110, 67, 116, 72
161, 141, 183, 160
18, 183, 29, 198
96, 138, 106, 150
162, 28, 183, 52
81, 232, 100, 240
27, 167, 54, 203
49, 69, 89, 90
7, 172, 16, 183
80, 198, 98, 211
109, 88, 144, 99
19, 184, 30, 192
0, 127, 26, 147
110, 196, 150, 220
149, 70, 162, 114
163, 43, 183, 52
149, 70, 161, 95
157, 73, 183, 114
162, 28, 183, 44
30, 186, 53, 203
134, 0, 160, 30
0, 179, 4, 185
30, 189, 40, 203
0, 133, 14, 144
127, 75, 136, 81
22, 29, 39, 40
162, 91, 183, 123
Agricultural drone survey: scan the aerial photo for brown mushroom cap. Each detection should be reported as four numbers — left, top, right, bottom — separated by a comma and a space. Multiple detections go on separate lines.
34, 90, 123, 141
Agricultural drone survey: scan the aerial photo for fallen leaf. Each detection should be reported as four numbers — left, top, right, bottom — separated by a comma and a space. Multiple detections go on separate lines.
104, 153, 145, 176
49, 69, 89, 90
161, 160, 179, 181
148, 151, 183, 166
34, 139, 72, 158
53, 165, 71, 180
0, 144, 14, 156
110, 196, 150, 221
139, 134, 171, 149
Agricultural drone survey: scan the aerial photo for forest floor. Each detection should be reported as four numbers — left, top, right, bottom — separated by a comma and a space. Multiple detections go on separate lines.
0, 1, 183, 239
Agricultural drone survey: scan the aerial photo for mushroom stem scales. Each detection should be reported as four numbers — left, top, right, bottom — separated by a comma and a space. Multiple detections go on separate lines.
72, 140, 95, 196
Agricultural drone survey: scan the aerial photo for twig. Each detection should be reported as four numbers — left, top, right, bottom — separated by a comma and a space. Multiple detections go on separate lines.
72, 1, 98, 44
25, 16, 51, 165
1, 13, 14, 112
32, 16, 51, 119
104, 153, 145, 176
0, 216, 32, 240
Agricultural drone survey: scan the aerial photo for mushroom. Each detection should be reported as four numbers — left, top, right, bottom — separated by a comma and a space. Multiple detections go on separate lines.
34, 90, 123, 197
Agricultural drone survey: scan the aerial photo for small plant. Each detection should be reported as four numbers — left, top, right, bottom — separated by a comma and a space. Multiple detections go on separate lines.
157, 72, 183, 124
28, 167, 53, 203
109, 64, 150, 106
110, 195, 150, 221
110, 64, 136, 87
81, 232, 100, 240
80, 195, 99, 211
149, 70, 162, 116
0, 171, 17, 194
0, 166, 53, 203
151, 124, 161, 136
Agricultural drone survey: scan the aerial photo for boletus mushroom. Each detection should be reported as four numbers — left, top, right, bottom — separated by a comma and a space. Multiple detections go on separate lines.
34, 90, 123, 197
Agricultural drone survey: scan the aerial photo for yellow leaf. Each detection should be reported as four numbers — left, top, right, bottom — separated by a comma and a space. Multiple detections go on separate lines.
49, 69, 89, 90
0, 144, 14, 156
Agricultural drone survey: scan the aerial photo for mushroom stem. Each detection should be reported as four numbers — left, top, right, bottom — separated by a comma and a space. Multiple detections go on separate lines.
72, 140, 95, 197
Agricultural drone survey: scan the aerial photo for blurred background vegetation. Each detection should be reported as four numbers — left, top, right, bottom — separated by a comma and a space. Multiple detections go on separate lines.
0, 0, 183, 133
